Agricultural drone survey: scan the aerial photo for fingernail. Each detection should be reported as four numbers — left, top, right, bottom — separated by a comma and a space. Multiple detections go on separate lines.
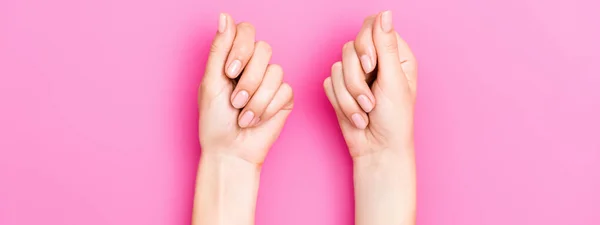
227, 60, 241, 77
218, 13, 226, 33
232, 90, 249, 108
367, 47, 376, 72
352, 113, 367, 129
239, 111, 254, 128
357, 95, 374, 112
381, 11, 393, 33
360, 55, 373, 73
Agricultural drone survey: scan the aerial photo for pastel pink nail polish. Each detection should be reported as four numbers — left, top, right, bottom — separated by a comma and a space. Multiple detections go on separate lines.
352, 113, 367, 129
381, 11, 393, 33
357, 95, 374, 112
360, 55, 373, 73
239, 111, 254, 128
227, 60, 241, 77
231, 90, 249, 108
218, 13, 226, 33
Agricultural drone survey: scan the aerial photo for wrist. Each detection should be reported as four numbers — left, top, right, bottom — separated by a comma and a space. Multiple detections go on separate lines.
352, 147, 415, 168
200, 151, 262, 171
353, 148, 417, 225
198, 152, 262, 189
197, 152, 261, 196
193, 152, 261, 225
353, 149, 416, 186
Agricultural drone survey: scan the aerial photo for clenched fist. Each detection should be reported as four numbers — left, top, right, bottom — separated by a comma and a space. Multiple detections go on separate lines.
324, 11, 417, 159
198, 14, 294, 165
194, 12, 417, 225
324, 11, 418, 225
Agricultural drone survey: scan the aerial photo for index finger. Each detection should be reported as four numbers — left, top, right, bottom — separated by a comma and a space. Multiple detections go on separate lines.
201, 13, 237, 97
354, 15, 377, 74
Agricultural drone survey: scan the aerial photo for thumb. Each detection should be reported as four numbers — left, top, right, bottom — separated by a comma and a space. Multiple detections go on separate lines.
201, 13, 236, 98
372, 11, 409, 91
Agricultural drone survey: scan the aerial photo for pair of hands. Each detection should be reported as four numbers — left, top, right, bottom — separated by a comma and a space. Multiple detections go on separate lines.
198, 11, 417, 166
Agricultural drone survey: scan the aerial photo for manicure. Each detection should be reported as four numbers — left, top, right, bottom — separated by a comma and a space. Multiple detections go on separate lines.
227, 59, 241, 78
218, 13, 226, 33
352, 113, 367, 129
360, 55, 373, 73
357, 95, 374, 112
381, 11, 393, 33
239, 111, 254, 128
232, 90, 249, 108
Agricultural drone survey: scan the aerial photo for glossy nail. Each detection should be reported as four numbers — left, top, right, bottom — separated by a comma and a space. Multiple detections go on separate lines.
360, 55, 373, 73
381, 11, 393, 33
231, 90, 249, 108
239, 111, 254, 128
352, 113, 367, 129
357, 95, 374, 112
227, 60, 241, 78
218, 13, 226, 33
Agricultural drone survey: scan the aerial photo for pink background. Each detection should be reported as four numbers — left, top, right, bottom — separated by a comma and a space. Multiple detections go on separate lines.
1, 0, 599, 224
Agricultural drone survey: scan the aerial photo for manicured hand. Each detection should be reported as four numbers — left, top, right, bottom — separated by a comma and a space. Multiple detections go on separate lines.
198, 14, 294, 165
325, 11, 418, 225
324, 11, 418, 158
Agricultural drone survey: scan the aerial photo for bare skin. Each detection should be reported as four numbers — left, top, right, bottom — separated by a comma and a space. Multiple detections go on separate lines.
193, 13, 293, 225
324, 11, 418, 225
193, 10, 417, 225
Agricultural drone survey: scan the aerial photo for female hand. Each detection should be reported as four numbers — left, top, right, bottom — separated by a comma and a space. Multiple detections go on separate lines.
324, 11, 418, 225
193, 14, 294, 225
324, 11, 417, 159
198, 14, 294, 166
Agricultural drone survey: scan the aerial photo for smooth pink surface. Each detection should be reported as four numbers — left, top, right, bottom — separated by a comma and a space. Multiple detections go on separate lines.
1, 0, 599, 224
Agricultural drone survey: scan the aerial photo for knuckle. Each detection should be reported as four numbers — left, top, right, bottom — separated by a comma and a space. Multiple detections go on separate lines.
286, 87, 295, 107
234, 44, 252, 57
246, 98, 266, 112
353, 39, 366, 52
280, 82, 293, 94
280, 83, 294, 104
255, 41, 272, 54
267, 64, 283, 75
285, 101, 294, 110
344, 81, 361, 94
237, 22, 256, 34
331, 61, 343, 74
383, 40, 399, 54
266, 65, 284, 84
323, 77, 332, 89
364, 15, 376, 24
244, 75, 262, 87
356, 28, 373, 47
341, 104, 357, 117
343, 41, 355, 51
209, 42, 220, 54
